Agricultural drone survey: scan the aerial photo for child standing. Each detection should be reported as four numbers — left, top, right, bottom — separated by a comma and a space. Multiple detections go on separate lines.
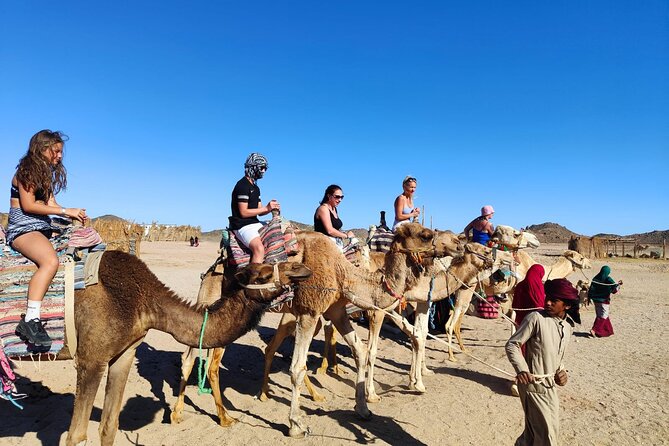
506, 278, 579, 446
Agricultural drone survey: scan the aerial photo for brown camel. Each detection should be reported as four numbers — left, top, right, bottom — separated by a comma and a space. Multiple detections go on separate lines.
172, 223, 450, 435
257, 230, 464, 404
65, 250, 312, 446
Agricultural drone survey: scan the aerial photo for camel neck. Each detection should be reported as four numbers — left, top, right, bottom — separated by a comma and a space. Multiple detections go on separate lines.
149, 291, 267, 348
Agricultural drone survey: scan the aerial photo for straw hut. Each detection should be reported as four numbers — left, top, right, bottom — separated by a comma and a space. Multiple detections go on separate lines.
142, 223, 201, 242
92, 218, 144, 257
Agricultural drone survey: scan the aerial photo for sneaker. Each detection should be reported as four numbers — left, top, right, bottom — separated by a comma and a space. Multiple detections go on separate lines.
15, 315, 52, 348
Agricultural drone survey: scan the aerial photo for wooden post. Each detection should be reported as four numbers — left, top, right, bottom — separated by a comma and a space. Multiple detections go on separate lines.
664, 238, 666, 259
633, 242, 637, 258
622, 242, 625, 257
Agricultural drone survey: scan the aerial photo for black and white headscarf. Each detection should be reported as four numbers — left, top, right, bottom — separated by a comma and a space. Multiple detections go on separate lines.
244, 153, 268, 180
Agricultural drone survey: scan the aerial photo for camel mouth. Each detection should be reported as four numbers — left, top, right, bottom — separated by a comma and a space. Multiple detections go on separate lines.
285, 264, 313, 282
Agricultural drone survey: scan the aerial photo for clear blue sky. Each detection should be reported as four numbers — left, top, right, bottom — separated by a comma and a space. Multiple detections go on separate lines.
2, 1, 667, 236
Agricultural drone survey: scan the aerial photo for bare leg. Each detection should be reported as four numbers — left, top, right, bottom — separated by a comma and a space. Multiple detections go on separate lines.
12, 232, 59, 304
171, 347, 197, 424
99, 339, 143, 445
248, 237, 265, 264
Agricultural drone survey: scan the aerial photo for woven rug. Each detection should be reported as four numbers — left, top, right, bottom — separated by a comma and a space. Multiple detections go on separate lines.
368, 228, 395, 253
0, 226, 105, 358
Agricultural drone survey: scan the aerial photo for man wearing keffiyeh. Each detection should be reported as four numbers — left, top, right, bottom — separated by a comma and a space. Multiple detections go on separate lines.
506, 278, 580, 446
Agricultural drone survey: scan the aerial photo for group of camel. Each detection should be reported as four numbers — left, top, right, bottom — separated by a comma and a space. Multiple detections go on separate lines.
56, 221, 591, 445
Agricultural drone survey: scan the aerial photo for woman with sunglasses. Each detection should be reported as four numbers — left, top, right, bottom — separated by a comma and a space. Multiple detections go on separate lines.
392, 176, 420, 231
314, 184, 354, 250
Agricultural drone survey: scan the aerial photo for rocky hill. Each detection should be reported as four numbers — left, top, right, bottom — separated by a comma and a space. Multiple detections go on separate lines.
524, 223, 580, 243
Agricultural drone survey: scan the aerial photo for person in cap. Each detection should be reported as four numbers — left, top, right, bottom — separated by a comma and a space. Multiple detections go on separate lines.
228, 153, 280, 263
463, 205, 495, 245
588, 265, 622, 338
506, 278, 579, 446
392, 176, 420, 231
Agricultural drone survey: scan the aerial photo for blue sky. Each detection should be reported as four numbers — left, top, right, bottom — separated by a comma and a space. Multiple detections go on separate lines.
1, 1, 667, 235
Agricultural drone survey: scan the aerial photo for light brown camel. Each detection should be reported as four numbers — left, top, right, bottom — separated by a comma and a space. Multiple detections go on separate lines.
257, 230, 464, 404
172, 223, 449, 435
65, 250, 312, 446
358, 242, 511, 400
445, 249, 592, 361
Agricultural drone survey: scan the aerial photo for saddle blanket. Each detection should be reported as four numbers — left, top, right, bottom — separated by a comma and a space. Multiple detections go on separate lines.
368, 228, 394, 253
0, 226, 105, 358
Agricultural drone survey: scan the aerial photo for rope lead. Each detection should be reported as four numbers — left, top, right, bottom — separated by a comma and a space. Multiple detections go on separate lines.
197, 309, 212, 395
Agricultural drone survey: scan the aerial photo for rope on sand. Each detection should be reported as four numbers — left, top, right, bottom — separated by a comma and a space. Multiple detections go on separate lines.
344, 293, 553, 382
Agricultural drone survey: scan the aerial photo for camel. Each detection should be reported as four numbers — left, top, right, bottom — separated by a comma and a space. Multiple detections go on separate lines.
256, 230, 465, 404
445, 249, 592, 361
64, 250, 312, 446
491, 224, 541, 250
172, 223, 456, 434
359, 242, 514, 401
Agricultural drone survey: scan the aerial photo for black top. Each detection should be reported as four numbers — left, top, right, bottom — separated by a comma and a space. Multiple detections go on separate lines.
10, 183, 48, 201
314, 206, 343, 236
229, 177, 261, 230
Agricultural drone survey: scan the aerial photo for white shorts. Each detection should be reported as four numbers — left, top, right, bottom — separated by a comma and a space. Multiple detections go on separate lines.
233, 223, 263, 248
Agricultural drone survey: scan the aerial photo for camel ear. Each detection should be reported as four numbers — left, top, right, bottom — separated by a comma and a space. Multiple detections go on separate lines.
458, 233, 467, 241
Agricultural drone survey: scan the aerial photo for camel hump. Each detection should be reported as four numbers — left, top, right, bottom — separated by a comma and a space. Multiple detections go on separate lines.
99, 250, 163, 291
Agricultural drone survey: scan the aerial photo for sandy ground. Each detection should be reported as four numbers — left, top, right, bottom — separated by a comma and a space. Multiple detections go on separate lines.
1, 240, 668, 445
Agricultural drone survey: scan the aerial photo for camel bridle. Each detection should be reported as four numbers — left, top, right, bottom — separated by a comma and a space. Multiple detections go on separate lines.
239, 263, 291, 302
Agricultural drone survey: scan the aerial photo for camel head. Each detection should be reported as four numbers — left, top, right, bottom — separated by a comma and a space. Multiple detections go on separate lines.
433, 230, 465, 257
492, 225, 540, 249
462, 242, 495, 270
562, 250, 592, 270
392, 222, 436, 255
234, 262, 312, 302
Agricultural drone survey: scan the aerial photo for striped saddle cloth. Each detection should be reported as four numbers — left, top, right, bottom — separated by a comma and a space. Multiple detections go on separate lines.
226, 217, 298, 268
368, 228, 395, 253
0, 226, 106, 358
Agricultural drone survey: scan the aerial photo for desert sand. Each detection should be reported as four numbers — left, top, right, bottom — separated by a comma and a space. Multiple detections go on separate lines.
1, 240, 668, 445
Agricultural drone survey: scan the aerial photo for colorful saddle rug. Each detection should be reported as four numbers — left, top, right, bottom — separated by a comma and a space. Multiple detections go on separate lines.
368, 228, 395, 253
226, 217, 298, 268
0, 226, 106, 358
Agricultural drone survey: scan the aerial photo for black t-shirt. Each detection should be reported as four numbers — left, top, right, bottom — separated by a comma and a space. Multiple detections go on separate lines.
229, 177, 261, 230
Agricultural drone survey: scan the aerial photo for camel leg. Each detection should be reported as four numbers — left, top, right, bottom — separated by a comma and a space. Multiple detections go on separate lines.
99, 338, 143, 446
327, 307, 371, 421
171, 347, 197, 424
207, 347, 237, 427
317, 319, 342, 376
259, 313, 325, 402
410, 301, 430, 393
364, 309, 386, 403
288, 314, 320, 438
454, 311, 467, 353
385, 310, 424, 392
66, 359, 108, 446
259, 312, 296, 401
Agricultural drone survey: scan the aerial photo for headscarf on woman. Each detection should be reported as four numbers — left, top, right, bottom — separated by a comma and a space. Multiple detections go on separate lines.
588, 265, 618, 302
513, 264, 545, 326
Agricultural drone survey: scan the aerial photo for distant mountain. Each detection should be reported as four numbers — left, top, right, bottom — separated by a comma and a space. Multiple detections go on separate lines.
525, 223, 580, 243
92, 214, 127, 222
628, 230, 669, 244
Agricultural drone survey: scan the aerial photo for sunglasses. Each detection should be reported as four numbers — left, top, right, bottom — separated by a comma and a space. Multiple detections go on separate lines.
333, 194, 344, 200
403, 177, 417, 184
